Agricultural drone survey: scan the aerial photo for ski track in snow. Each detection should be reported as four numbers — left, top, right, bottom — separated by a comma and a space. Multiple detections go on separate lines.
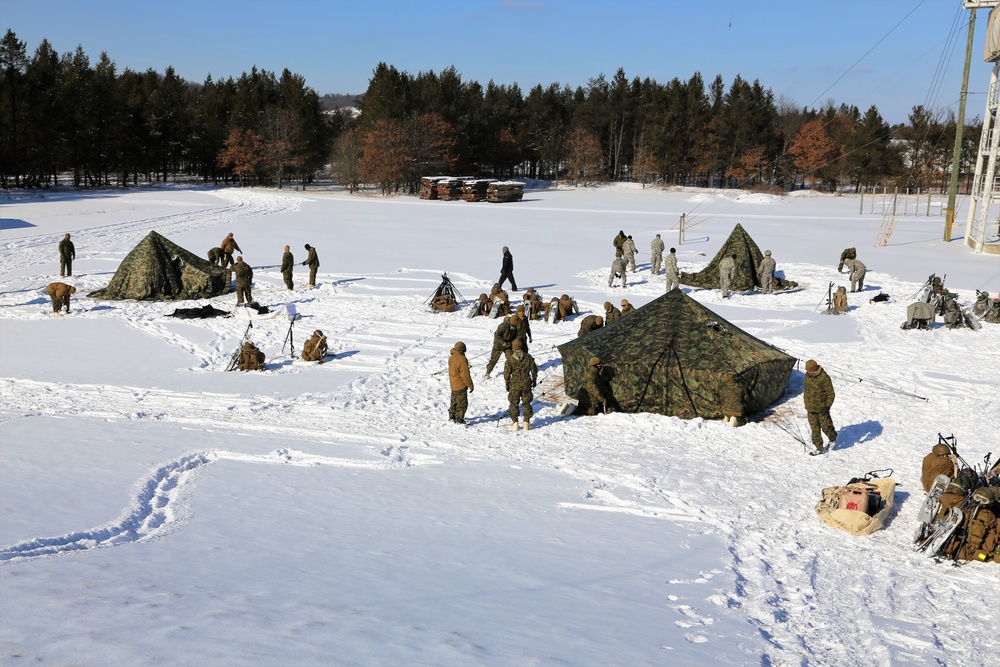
2, 188, 999, 665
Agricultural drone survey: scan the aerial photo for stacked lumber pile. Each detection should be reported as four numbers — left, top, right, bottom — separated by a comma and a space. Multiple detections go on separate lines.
461, 179, 493, 202
435, 178, 464, 201
487, 181, 525, 203
419, 176, 447, 200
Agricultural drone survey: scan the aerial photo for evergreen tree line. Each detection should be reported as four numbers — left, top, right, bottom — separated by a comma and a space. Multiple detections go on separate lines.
0, 30, 982, 194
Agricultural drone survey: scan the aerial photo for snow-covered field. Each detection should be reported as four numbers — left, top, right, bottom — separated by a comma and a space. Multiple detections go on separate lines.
1, 183, 998, 666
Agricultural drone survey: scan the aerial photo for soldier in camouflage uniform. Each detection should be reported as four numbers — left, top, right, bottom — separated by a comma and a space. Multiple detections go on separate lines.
613, 230, 626, 259
503, 338, 537, 430
448, 341, 474, 424
577, 356, 611, 415
281, 245, 294, 290
844, 258, 866, 293
758, 250, 776, 294
837, 247, 857, 273
620, 299, 635, 316
650, 234, 665, 275
623, 235, 638, 272
302, 244, 320, 287
577, 314, 604, 337
718, 253, 736, 298
59, 233, 75, 277
485, 314, 520, 378
513, 305, 533, 350
664, 247, 680, 292
604, 301, 622, 325
232, 256, 253, 305
609, 257, 628, 288
720, 373, 746, 427
804, 359, 837, 455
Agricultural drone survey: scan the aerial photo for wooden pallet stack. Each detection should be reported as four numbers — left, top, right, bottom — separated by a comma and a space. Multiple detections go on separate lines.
461, 179, 493, 202
435, 178, 464, 201
487, 181, 525, 203
419, 176, 447, 200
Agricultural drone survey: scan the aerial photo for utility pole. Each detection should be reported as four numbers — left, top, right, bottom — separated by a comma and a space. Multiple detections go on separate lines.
945, 7, 977, 242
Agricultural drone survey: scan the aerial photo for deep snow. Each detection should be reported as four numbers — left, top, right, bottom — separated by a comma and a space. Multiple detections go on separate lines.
1, 183, 998, 666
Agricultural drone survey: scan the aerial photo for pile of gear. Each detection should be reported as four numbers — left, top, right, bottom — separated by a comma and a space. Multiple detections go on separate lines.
428, 273, 463, 313
902, 274, 980, 331
915, 434, 999, 563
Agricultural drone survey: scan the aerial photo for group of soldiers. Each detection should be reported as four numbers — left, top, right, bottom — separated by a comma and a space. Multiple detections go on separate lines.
608, 230, 681, 291
207, 233, 322, 303
44, 233, 77, 315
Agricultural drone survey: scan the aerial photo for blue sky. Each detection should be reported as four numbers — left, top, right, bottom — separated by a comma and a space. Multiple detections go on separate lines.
5, 0, 995, 124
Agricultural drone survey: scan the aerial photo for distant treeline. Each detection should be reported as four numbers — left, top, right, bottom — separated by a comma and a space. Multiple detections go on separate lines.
0, 29, 982, 193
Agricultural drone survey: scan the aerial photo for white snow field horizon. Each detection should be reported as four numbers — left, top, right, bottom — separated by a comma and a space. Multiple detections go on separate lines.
1, 183, 998, 666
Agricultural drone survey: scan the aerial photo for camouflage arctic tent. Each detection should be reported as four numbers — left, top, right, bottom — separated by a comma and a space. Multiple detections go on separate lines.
90, 230, 230, 301
558, 289, 795, 419
681, 223, 797, 292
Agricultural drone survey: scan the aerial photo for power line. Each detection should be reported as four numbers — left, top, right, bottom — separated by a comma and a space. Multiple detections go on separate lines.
807, 0, 928, 109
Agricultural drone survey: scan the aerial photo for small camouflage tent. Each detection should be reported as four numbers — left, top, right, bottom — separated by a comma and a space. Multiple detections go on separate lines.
681, 223, 797, 292
90, 231, 230, 301
557, 289, 795, 419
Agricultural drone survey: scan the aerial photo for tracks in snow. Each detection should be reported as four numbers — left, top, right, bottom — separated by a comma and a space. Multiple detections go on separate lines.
0, 448, 431, 563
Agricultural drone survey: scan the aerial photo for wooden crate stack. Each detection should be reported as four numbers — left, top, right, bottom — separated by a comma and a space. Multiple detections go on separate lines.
487, 181, 525, 203
461, 179, 493, 202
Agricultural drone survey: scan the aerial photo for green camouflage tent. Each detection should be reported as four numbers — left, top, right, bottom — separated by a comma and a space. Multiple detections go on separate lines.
90, 231, 230, 301
557, 289, 795, 419
680, 223, 797, 291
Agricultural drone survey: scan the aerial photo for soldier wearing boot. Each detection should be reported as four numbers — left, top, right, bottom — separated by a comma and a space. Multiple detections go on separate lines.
220, 232, 242, 269
448, 341, 474, 424
301, 330, 328, 363
609, 257, 628, 288
281, 245, 294, 290
613, 230, 626, 259
720, 373, 746, 427
302, 243, 320, 287
45, 282, 76, 315
503, 338, 537, 430
577, 314, 603, 337
664, 247, 680, 292
719, 254, 736, 298
623, 235, 637, 272
232, 256, 253, 304
759, 250, 776, 294
650, 234, 665, 275
485, 314, 520, 378
59, 233, 75, 277
603, 301, 622, 325
804, 359, 837, 455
